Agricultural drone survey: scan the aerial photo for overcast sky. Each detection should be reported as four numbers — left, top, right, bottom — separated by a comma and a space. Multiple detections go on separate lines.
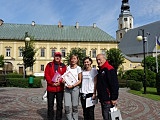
1, 0, 160, 38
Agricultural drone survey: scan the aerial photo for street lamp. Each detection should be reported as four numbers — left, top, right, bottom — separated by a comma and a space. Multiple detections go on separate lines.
137, 29, 147, 94
23, 32, 30, 78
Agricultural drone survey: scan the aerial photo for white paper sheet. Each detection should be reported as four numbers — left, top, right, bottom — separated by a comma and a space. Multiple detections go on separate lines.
86, 96, 98, 108
61, 71, 78, 86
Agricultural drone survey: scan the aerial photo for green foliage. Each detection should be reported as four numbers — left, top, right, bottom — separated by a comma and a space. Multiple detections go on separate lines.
156, 71, 160, 95
128, 80, 143, 91
0, 55, 4, 67
122, 69, 143, 81
8, 77, 42, 88
106, 48, 125, 71
122, 69, 156, 87
142, 55, 160, 73
64, 47, 86, 68
118, 79, 127, 88
129, 87, 160, 101
22, 36, 37, 69
146, 70, 156, 87
142, 56, 156, 72
5, 73, 23, 78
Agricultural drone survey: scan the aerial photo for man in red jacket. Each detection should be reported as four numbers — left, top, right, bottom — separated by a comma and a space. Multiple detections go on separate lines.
45, 52, 66, 120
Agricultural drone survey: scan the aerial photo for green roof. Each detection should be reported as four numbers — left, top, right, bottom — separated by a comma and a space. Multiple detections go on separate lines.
0, 23, 116, 42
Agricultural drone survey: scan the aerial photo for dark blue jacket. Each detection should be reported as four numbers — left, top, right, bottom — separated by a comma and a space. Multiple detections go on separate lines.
97, 61, 119, 102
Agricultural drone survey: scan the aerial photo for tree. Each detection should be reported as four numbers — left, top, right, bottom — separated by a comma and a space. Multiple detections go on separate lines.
106, 48, 125, 71
142, 55, 160, 73
142, 56, 156, 72
22, 37, 37, 77
64, 47, 86, 68
0, 55, 4, 67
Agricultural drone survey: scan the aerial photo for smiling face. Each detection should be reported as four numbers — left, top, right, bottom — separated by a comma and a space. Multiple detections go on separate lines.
83, 58, 92, 69
96, 54, 106, 67
70, 55, 79, 65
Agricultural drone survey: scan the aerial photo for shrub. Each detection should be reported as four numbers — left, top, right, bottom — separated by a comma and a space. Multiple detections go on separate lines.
8, 77, 42, 88
6, 73, 23, 78
122, 69, 143, 81
128, 80, 143, 91
122, 69, 156, 87
118, 79, 127, 88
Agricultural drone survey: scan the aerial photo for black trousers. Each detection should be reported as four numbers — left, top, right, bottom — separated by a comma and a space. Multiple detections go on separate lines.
80, 93, 95, 120
47, 91, 64, 120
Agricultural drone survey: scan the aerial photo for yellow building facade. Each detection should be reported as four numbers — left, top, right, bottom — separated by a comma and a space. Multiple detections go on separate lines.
0, 21, 118, 76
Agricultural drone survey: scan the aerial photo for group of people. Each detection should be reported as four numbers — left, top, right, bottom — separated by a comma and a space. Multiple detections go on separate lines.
44, 52, 119, 120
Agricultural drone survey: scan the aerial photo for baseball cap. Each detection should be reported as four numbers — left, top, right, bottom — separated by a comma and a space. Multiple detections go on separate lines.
54, 52, 62, 57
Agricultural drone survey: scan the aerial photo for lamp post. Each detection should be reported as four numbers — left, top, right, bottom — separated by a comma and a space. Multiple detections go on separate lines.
23, 32, 30, 78
137, 29, 147, 94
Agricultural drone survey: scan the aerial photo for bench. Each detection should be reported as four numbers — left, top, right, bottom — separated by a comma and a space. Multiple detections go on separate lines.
0, 75, 9, 87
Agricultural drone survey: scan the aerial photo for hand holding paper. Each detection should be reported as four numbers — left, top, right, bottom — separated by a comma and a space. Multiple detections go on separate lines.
61, 71, 78, 86
52, 71, 62, 82
86, 96, 98, 108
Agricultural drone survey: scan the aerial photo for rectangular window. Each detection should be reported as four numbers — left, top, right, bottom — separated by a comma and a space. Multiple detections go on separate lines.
120, 24, 122, 29
41, 65, 44, 71
61, 49, 66, 57
124, 18, 128, 21
19, 48, 23, 57
6, 48, 10, 57
92, 49, 96, 58
82, 49, 86, 56
120, 33, 123, 38
130, 23, 132, 28
92, 65, 96, 68
41, 48, 45, 57
30, 66, 33, 71
101, 50, 106, 55
51, 49, 56, 57
130, 64, 132, 68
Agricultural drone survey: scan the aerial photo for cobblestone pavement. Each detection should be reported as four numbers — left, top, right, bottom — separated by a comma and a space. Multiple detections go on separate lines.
0, 87, 160, 120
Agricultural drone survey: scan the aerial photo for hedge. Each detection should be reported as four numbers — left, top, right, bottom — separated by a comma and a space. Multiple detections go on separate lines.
7, 77, 43, 88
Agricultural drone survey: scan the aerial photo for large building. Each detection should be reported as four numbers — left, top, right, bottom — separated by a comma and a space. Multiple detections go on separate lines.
0, 20, 118, 76
117, 0, 160, 71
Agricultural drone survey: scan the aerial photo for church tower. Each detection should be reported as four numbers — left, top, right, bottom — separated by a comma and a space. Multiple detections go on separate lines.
116, 0, 133, 41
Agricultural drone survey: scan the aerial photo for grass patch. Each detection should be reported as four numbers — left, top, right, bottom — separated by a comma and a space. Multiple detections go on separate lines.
128, 87, 160, 101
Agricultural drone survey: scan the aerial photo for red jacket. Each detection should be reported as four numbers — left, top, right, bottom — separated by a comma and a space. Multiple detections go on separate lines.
44, 61, 66, 92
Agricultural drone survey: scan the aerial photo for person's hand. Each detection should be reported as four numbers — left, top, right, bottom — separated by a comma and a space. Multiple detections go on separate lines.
53, 82, 60, 86
111, 100, 117, 106
91, 93, 96, 100
61, 78, 65, 83
67, 85, 74, 89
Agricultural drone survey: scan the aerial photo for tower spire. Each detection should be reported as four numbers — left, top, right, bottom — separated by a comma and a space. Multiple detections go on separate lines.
120, 0, 131, 17
116, 0, 133, 41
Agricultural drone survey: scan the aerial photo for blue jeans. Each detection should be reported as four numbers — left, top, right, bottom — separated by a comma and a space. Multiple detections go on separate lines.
64, 86, 79, 120
47, 91, 64, 120
101, 102, 112, 120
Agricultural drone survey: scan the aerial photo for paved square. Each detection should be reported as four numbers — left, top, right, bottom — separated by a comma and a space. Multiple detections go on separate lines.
0, 87, 160, 120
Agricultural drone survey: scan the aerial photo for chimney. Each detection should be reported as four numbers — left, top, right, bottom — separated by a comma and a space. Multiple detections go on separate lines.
0, 19, 4, 26
76, 22, 79, 29
31, 21, 35, 26
93, 23, 96, 28
58, 21, 62, 28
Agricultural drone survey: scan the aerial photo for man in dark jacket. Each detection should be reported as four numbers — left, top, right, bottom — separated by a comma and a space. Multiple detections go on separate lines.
45, 52, 67, 120
96, 54, 119, 120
